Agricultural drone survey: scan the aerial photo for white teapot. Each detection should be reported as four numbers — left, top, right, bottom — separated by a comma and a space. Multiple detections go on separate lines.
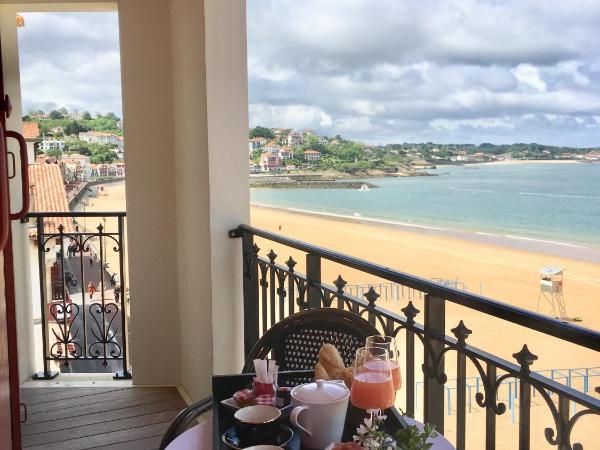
289, 379, 349, 449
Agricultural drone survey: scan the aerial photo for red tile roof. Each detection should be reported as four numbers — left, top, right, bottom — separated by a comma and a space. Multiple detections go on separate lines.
28, 164, 74, 233
22, 122, 40, 140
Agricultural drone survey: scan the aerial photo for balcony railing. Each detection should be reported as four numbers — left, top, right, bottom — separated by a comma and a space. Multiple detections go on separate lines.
28, 211, 131, 379
230, 224, 600, 450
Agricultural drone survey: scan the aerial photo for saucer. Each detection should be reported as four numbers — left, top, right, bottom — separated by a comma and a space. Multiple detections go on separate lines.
221, 424, 295, 449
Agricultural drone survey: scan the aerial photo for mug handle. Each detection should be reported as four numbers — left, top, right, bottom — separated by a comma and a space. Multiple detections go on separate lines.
289, 405, 312, 436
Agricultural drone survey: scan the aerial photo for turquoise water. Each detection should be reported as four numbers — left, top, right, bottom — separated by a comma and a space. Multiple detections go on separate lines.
251, 163, 600, 248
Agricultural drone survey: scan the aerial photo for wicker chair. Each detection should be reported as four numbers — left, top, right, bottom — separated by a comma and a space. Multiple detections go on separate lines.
242, 308, 380, 378
160, 308, 378, 449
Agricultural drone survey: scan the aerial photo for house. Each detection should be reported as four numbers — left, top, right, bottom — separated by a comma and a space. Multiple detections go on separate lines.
585, 150, 600, 161
278, 146, 293, 159
27, 164, 74, 234
49, 126, 64, 135
40, 139, 66, 152
249, 160, 262, 174
60, 154, 92, 181
264, 142, 281, 154
248, 137, 267, 151
115, 162, 126, 177
260, 152, 281, 171
304, 149, 321, 161
79, 131, 124, 148
287, 131, 303, 146
68, 111, 83, 120
21, 121, 41, 163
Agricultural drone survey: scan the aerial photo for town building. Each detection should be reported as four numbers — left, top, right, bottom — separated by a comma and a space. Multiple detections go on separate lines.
40, 139, 66, 152
264, 142, 281, 154
248, 137, 267, 151
304, 149, 321, 161
287, 131, 303, 146
22, 121, 41, 163
260, 153, 281, 171
278, 146, 293, 159
79, 131, 124, 149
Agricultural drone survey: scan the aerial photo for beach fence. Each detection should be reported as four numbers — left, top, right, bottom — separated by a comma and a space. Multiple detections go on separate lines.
415, 367, 600, 423
346, 278, 471, 303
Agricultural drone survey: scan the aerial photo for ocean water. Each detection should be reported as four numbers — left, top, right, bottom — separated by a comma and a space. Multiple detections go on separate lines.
251, 163, 600, 249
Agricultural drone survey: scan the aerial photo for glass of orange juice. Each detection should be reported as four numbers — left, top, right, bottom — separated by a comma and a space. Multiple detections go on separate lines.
366, 335, 401, 391
350, 347, 395, 412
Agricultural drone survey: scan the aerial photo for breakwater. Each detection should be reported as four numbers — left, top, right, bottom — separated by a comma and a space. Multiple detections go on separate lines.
250, 180, 377, 189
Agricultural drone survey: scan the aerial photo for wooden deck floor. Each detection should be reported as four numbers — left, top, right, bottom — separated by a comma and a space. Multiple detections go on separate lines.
19, 386, 187, 450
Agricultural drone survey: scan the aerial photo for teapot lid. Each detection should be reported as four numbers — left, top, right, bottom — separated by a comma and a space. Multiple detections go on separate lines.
293, 379, 348, 403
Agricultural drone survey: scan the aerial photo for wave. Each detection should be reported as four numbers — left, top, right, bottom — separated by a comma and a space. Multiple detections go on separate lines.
252, 203, 449, 231
518, 192, 600, 200
503, 234, 589, 249
252, 202, 594, 249
451, 188, 495, 193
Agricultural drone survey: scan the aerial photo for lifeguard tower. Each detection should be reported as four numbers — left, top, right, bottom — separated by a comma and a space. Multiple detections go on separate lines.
537, 266, 567, 320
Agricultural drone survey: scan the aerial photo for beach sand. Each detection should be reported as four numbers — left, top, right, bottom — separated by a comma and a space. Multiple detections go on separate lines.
82, 181, 599, 448
250, 204, 600, 449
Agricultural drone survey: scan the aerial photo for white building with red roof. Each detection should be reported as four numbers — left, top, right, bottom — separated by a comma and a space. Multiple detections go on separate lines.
22, 121, 41, 162
303, 150, 321, 161
28, 163, 74, 234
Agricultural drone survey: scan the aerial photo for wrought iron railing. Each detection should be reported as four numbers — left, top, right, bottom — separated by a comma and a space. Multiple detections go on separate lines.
28, 212, 130, 379
230, 224, 600, 450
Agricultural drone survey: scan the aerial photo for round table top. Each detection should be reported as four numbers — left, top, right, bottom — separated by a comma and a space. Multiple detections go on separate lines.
166, 415, 454, 449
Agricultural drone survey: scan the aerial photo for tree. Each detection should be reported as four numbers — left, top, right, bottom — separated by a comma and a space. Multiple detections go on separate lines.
82, 111, 92, 120
49, 110, 64, 119
64, 120, 89, 136
249, 126, 274, 139
46, 149, 62, 159
58, 107, 69, 117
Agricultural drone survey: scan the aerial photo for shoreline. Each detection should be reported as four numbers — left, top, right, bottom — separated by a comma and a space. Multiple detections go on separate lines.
251, 202, 600, 264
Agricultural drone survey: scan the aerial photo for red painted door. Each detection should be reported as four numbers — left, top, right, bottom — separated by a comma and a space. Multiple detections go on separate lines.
0, 257, 11, 450
0, 33, 23, 449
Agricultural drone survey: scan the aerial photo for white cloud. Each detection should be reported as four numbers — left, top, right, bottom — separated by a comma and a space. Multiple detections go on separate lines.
248, 0, 600, 146
512, 65, 547, 92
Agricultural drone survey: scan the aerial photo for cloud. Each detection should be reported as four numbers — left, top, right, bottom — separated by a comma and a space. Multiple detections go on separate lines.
248, 0, 600, 146
14, 5, 600, 147
18, 12, 122, 116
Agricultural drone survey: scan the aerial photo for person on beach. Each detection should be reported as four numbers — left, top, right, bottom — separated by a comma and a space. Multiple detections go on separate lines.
114, 285, 121, 302
89, 256, 94, 267
87, 282, 96, 300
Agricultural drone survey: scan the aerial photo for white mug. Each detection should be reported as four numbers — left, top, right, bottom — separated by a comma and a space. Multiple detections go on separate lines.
290, 380, 349, 449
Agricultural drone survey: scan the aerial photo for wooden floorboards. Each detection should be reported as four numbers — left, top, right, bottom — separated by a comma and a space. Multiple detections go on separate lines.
20, 386, 187, 450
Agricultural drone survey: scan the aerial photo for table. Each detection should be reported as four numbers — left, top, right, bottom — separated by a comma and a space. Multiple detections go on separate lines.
166, 370, 454, 450
166, 417, 453, 450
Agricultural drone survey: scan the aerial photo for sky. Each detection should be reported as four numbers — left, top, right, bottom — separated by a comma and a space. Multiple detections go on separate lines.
17, 1, 600, 146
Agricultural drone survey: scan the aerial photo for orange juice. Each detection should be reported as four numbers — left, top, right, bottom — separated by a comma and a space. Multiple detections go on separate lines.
350, 372, 395, 410
364, 360, 402, 391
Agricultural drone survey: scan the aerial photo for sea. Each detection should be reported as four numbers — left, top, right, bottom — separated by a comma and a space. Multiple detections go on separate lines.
251, 163, 600, 256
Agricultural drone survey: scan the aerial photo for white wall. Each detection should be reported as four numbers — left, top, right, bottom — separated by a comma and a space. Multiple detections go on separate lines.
204, 0, 249, 375
120, 0, 249, 397
118, 0, 182, 386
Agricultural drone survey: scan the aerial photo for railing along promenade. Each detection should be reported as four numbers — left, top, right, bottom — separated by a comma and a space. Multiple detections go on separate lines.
28, 211, 130, 379
230, 224, 600, 450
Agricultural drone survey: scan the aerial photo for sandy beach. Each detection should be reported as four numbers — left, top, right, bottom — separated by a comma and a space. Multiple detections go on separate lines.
82, 181, 599, 447
250, 204, 600, 448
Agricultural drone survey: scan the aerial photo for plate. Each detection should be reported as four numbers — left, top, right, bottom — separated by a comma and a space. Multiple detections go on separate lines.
221, 424, 295, 449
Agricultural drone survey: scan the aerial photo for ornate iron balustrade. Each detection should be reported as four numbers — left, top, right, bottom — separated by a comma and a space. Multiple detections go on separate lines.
28, 211, 131, 379
230, 224, 600, 450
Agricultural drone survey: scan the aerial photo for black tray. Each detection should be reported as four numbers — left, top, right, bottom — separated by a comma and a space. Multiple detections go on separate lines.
212, 370, 408, 449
